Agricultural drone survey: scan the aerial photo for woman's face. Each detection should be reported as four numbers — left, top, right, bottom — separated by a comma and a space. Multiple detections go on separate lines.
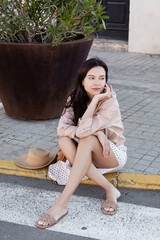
82, 66, 106, 100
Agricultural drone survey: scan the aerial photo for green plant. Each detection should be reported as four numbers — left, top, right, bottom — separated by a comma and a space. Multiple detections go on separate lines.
0, 0, 109, 46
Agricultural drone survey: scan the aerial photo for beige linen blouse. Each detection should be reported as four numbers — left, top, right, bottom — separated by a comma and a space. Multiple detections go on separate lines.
57, 92, 126, 158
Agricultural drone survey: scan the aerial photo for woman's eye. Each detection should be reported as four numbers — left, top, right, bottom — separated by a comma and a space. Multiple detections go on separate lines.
89, 77, 95, 80
99, 78, 105, 80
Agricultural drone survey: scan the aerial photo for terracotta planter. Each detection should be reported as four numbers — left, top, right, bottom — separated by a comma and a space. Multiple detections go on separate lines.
0, 35, 94, 120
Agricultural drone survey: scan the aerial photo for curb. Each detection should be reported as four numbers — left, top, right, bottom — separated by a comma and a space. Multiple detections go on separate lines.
0, 159, 160, 190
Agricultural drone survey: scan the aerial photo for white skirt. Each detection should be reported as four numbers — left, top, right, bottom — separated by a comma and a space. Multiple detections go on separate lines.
48, 141, 127, 185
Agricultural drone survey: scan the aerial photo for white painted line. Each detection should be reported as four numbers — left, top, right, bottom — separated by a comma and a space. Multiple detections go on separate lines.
0, 182, 160, 240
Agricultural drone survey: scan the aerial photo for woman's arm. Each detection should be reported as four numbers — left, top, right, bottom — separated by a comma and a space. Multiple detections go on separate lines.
81, 97, 98, 120
81, 85, 113, 120
57, 106, 77, 139
76, 90, 121, 138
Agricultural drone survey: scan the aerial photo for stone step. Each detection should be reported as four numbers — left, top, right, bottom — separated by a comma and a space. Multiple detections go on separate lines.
92, 37, 128, 52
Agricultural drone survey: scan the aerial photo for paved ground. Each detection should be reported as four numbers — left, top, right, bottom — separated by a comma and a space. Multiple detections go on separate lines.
0, 47, 160, 176
0, 174, 160, 240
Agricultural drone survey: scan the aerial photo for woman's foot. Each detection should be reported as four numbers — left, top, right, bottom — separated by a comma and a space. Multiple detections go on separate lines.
102, 185, 121, 215
35, 204, 68, 228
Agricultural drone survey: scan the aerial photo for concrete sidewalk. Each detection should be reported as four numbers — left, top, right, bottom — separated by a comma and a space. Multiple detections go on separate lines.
0, 47, 160, 189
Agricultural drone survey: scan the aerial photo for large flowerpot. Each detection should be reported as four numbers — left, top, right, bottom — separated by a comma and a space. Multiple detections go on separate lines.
0, 35, 94, 120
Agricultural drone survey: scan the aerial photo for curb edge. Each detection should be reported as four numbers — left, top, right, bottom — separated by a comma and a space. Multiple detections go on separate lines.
0, 159, 160, 190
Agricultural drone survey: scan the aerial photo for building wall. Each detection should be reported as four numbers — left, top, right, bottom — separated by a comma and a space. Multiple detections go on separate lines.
128, 0, 160, 54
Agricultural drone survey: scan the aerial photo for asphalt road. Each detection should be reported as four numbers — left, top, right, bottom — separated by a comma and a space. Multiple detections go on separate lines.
0, 174, 160, 240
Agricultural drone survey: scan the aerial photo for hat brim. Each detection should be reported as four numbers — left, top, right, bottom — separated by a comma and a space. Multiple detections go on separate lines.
15, 151, 57, 169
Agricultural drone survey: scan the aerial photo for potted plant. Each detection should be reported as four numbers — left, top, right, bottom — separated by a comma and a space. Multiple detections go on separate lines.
0, 0, 108, 120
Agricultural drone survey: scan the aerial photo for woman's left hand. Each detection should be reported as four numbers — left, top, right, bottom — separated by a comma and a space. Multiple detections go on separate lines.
96, 131, 111, 157
103, 139, 111, 157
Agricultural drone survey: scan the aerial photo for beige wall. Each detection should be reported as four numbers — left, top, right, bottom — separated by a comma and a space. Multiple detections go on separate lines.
128, 0, 160, 54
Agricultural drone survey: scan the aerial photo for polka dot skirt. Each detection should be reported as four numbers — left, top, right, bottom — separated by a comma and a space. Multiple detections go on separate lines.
48, 141, 127, 185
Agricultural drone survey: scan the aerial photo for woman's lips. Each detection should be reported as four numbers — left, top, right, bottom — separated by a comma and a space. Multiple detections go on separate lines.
92, 88, 101, 91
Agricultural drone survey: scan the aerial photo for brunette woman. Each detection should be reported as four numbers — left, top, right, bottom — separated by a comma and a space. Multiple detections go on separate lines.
36, 58, 127, 228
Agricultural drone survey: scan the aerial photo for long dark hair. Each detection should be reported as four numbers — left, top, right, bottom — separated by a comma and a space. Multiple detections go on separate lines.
65, 58, 108, 125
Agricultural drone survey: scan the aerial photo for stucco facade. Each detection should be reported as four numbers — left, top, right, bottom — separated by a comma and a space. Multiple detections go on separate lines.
128, 0, 160, 54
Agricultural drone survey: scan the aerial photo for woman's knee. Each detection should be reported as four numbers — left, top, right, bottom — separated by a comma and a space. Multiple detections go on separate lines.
79, 135, 98, 149
58, 136, 70, 148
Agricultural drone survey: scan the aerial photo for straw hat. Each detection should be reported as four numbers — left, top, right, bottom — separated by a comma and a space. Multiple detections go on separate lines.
15, 148, 57, 169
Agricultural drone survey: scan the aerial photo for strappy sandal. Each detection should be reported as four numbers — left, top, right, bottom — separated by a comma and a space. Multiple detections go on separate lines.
101, 201, 117, 215
35, 211, 68, 229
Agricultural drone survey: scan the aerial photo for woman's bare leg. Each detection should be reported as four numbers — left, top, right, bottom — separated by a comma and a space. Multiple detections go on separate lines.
37, 136, 120, 226
58, 136, 120, 210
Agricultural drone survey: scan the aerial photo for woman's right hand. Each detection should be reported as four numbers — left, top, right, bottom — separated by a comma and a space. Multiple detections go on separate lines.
93, 85, 113, 102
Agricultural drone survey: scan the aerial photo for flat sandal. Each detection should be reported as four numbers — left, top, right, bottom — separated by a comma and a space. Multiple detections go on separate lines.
35, 211, 68, 229
101, 201, 117, 215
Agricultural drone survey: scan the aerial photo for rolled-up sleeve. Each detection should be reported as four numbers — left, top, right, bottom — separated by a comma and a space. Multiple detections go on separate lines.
57, 107, 77, 139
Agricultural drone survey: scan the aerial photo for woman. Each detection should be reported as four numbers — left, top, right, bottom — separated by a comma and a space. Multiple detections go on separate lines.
36, 58, 127, 228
